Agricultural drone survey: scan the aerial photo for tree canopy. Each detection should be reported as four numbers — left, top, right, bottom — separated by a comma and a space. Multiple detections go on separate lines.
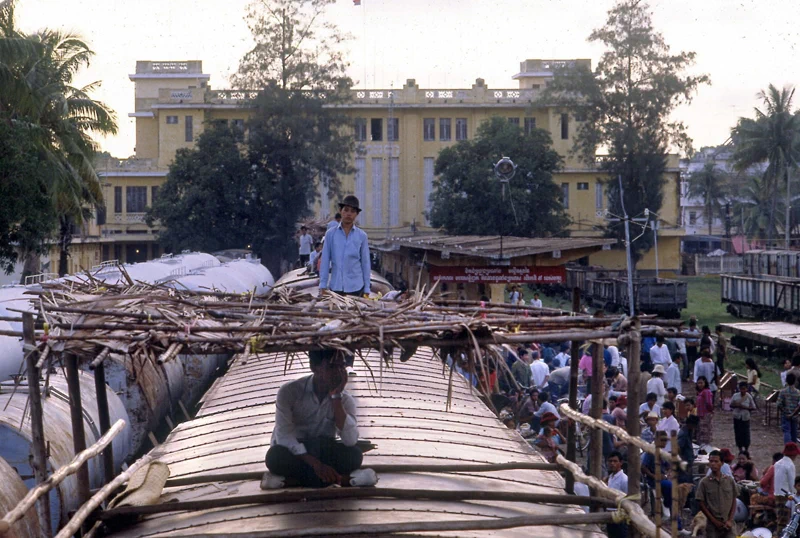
428, 116, 569, 238
538, 0, 708, 263
687, 162, 729, 236
151, 0, 353, 275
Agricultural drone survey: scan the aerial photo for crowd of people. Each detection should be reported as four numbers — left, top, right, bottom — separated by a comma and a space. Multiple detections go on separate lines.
469, 299, 800, 537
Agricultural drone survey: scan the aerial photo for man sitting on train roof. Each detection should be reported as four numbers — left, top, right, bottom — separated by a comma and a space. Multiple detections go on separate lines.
262, 349, 378, 489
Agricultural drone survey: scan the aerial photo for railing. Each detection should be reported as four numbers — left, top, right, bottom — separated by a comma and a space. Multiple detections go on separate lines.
24, 273, 58, 285
96, 158, 159, 172
695, 254, 743, 275
113, 213, 147, 224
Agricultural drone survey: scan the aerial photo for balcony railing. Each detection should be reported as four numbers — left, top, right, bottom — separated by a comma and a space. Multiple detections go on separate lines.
96, 158, 159, 172
113, 213, 147, 224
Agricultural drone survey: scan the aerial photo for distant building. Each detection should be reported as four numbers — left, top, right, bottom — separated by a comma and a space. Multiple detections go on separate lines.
61, 59, 683, 275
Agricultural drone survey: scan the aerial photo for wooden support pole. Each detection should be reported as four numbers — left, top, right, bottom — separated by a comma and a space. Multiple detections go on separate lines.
21, 313, 52, 538
557, 455, 669, 538
670, 430, 680, 537
589, 339, 604, 483
0, 420, 125, 536
99, 489, 615, 521
163, 461, 562, 488
215, 513, 617, 537
626, 315, 643, 535
93, 361, 114, 486
88, 347, 110, 370
565, 287, 581, 495
655, 433, 663, 535
64, 352, 91, 508
54, 455, 153, 538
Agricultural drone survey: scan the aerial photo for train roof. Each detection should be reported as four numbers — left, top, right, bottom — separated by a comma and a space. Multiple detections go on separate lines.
104, 349, 602, 537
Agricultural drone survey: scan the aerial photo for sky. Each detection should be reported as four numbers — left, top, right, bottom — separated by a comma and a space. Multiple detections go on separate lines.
14, 0, 800, 158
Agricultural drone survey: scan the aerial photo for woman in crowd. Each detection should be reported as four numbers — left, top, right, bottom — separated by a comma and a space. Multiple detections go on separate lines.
732, 450, 760, 481
746, 357, 762, 397
694, 348, 718, 397
695, 375, 714, 445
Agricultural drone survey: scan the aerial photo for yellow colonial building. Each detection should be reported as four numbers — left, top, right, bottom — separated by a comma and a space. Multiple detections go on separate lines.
68, 59, 682, 275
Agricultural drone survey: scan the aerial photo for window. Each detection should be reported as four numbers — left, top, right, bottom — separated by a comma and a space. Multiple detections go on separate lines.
439, 118, 451, 141
524, 117, 536, 135
424, 158, 435, 225
185, 115, 193, 142
102, 244, 110, 262
370, 118, 383, 141
114, 186, 122, 213
166, 116, 178, 124
151, 186, 159, 207
423, 118, 435, 141
689, 211, 697, 225
577, 182, 589, 190
508, 117, 520, 126
354, 118, 367, 142
126, 186, 147, 213
561, 183, 569, 209
96, 205, 106, 226
456, 118, 468, 141
595, 182, 604, 209
354, 158, 366, 208
387, 118, 399, 141
389, 157, 400, 227
371, 158, 383, 226
560, 113, 569, 140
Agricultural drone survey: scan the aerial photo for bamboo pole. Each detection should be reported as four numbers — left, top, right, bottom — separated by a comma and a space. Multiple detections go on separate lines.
163, 462, 562, 488
589, 339, 604, 485
20, 313, 51, 538
99, 489, 615, 520
565, 287, 581, 495
626, 316, 643, 536
0, 420, 125, 536
655, 433, 663, 535
88, 347, 110, 370
670, 430, 680, 537
557, 455, 669, 538
64, 352, 91, 508
221, 513, 617, 537
558, 404, 685, 468
93, 361, 114, 486
53, 454, 153, 538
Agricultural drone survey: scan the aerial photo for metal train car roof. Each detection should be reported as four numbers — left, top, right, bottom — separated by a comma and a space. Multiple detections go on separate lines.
105, 349, 603, 537
272, 268, 393, 297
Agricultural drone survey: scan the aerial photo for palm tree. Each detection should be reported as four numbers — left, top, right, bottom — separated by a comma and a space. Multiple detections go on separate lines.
734, 174, 784, 242
731, 84, 800, 247
687, 162, 729, 236
0, 1, 117, 276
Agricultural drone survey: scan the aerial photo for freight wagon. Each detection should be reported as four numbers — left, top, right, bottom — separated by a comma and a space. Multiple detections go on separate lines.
721, 273, 800, 320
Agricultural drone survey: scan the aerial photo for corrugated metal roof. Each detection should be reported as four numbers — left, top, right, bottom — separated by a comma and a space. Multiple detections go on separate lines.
378, 234, 616, 259
105, 349, 603, 537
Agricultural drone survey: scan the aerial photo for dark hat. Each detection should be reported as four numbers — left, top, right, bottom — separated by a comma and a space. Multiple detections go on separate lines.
540, 411, 559, 424
719, 448, 735, 463
339, 195, 362, 213
784, 442, 800, 457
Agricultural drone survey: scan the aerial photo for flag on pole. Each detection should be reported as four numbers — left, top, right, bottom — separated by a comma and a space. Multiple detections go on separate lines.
353, 0, 361, 5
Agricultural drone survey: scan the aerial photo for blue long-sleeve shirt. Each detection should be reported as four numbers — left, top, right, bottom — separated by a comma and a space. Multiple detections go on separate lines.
319, 224, 371, 293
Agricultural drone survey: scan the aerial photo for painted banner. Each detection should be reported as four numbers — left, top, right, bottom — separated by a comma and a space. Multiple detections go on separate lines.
428, 265, 566, 284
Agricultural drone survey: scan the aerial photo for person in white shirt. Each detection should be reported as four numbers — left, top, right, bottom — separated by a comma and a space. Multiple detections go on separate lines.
666, 354, 682, 393
647, 365, 667, 406
529, 292, 543, 308
298, 226, 314, 266
639, 393, 661, 418
263, 349, 377, 489
775, 442, 799, 499
326, 213, 341, 230
782, 358, 792, 387
529, 351, 550, 389
554, 343, 570, 368
657, 401, 680, 451
605, 451, 629, 538
607, 345, 621, 369
534, 391, 560, 419
649, 335, 672, 369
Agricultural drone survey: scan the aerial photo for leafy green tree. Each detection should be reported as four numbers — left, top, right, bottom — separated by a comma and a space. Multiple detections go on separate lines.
0, 0, 117, 277
687, 162, 729, 236
731, 84, 800, 247
428, 116, 569, 237
537, 0, 708, 263
148, 123, 254, 253
734, 174, 783, 241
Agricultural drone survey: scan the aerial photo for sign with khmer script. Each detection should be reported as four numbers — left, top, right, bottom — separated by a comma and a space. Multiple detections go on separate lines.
427, 265, 566, 284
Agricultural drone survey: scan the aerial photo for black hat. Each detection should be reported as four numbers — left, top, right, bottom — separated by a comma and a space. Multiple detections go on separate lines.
339, 195, 362, 213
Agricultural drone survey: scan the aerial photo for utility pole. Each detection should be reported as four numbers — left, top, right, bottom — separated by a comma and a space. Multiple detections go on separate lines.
787, 164, 792, 249
652, 216, 659, 278
606, 175, 636, 315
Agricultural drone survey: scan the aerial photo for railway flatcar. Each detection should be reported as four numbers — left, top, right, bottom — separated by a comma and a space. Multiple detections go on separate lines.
721, 273, 800, 320
742, 249, 800, 278
99, 349, 604, 538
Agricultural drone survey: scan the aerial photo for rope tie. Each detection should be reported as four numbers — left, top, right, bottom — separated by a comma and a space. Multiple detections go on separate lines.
611, 494, 640, 523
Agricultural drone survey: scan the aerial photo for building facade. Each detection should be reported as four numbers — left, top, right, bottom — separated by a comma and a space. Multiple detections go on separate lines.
56, 59, 683, 276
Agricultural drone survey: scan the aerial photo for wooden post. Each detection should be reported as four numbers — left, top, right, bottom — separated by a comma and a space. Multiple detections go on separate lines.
22, 314, 52, 538
565, 287, 581, 494
93, 360, 114, 486
671, 430, 679, 537
64, 352, 91, 507
654, 432, 663, 536
626, 316, 642, 537
589, 339, 605, 512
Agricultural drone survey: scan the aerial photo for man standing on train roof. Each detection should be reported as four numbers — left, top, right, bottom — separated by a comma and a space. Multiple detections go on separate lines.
298, 225, 313, 266
262, 349, 378, 489
319, 195, 370, 298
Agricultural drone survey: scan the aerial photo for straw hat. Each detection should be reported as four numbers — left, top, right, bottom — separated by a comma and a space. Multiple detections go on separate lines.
645, 411, 659, 422
652, 364, 666, 375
